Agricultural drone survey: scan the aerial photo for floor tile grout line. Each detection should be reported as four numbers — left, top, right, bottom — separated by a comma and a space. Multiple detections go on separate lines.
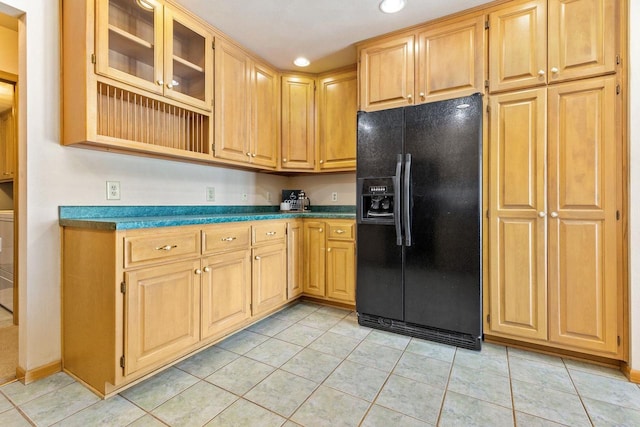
506, 347, 517, 426
563, 357, 596, 427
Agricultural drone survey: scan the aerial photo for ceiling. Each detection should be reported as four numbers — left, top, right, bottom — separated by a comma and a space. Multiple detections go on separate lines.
174, 0, 490, 73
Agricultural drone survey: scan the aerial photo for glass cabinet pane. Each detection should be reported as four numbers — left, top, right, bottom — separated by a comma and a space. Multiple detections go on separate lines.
108, 0, 156, 82
169, 19, 206, 102
97, 0, 162, 92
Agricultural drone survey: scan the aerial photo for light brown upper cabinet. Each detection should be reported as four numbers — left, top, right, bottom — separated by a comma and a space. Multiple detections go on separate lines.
358, 13, 485, 112
214, 40, 278, 169
359, 35, 415, 112
96, 0, 213, 111
317, 70, 357, 171
281, 74, 315, 170
487, 75, 621, 358
416, 15, 485, 104
489, 0, 617, 93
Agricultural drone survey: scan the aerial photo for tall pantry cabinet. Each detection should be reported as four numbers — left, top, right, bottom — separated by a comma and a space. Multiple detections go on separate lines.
486, 0, 623, 358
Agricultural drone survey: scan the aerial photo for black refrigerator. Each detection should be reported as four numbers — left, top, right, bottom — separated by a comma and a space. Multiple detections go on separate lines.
356, 93, 482, 350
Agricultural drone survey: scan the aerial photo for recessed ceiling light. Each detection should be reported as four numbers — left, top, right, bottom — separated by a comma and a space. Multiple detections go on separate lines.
379, 0, 407, 14
294, 57, 310, 67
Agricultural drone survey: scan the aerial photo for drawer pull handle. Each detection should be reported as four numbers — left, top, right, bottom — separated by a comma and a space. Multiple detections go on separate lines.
335, 229, 345, 234
266, 231, 277, 236
156, 244, 177, 251
221, 237, 237, 242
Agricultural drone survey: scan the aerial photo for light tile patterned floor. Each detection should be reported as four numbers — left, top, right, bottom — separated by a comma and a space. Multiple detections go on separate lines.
2, 301, 640, 426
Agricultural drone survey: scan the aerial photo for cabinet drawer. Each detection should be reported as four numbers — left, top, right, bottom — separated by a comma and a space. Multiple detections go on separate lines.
202, 224, 251, 255
327, 221, 354, 241
252, 222, 286, 245
124, 230, 200, 268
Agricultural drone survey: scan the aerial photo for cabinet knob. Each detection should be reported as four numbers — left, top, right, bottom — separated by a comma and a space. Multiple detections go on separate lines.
195, 269, 202, 275
319, 160, 324, 164
538, 70, 545, 76
319, 228, 323, 232
538, 211, 546, 218
203, 266, 211, 272
550, 212, 559, 218
283, 158, 288, 162
419, 92, 425, 98
335, 229, 345, 234
166, 83, 173, 89
221, 237, 237, 242
252, 153, 256, 157
156, 80, 164, 86
551, 67, 559, 74
406, 94, 412, 99
255, 256, 261, 260
327, 248, 332, 252
246, 152, 251, 157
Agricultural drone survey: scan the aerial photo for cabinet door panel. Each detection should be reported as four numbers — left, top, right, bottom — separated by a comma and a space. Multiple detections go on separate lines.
318, 70, 357, 170
214, 40, 250, 163
163, 8, 213, 110
201, 250, 251, 339
548, 0, 616, 82
359, 35, 414, 111
489, 0, 547, 92
417, 15, 485, 103
281, 75, 315, 169
124, 259, 200, 375
547, 76, 618, 355
326, 241, 355, 303
96, 0, 164, 94
252, 244, 287, 315
303, 221, 325, 297
287, 221, 304, 300
488, 89, 547, 340
251, 62, 279, 168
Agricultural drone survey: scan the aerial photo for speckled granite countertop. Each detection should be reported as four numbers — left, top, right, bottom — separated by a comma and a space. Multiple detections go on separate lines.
59, 205, 356, 230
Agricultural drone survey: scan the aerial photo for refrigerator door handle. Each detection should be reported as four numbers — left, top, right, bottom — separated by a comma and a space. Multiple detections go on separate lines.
394, 154, 403, 246
404, 153, 412, 246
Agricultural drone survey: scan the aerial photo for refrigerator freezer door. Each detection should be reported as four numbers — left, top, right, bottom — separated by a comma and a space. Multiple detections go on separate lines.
356, 107, 405, 321
356, 223, 404, 321
356, 108, 404, 178
403, 94, 482, 339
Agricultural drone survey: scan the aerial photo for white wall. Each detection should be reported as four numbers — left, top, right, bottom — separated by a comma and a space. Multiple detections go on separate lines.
629, 0, 640, 370
289, 173, 356, 205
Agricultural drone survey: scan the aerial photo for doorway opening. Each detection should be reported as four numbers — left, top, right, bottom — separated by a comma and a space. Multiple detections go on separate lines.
0, 10, 18, 386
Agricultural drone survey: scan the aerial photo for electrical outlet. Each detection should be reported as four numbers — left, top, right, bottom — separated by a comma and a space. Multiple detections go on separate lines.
241, 193, 248, 201
331, 192, 338, 202
106, 181, 121, 200
266, 191, 272, 202
206, 187, 216, 202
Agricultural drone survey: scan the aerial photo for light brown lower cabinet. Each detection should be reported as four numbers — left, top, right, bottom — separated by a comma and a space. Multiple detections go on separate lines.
487, 76, 622, 359
62, 220, 290, 396
303, 219, 356, 305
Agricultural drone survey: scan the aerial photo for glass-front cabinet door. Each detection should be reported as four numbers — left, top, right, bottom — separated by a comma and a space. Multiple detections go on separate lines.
96, 0, 212, 111
96, 0, 164, 95
163, 8, 213, 110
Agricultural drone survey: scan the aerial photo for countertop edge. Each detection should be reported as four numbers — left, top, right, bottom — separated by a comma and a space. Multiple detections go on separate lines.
59, 212, 356, 230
